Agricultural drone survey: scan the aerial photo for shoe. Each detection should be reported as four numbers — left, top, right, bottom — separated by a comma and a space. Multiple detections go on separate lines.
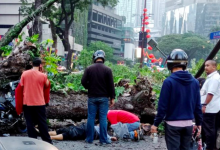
123, 134, 130, 141
99, 142, 111, 147
134, 130, 140, 141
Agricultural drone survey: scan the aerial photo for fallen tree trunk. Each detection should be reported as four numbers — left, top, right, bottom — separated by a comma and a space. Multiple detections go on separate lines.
46, 77, 157, 122
0, 0, 58, 48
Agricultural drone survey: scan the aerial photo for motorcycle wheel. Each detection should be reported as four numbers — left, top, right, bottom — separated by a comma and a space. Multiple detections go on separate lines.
16, 120, 27, 133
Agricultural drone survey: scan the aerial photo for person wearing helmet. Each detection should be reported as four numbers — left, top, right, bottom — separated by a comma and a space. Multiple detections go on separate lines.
81, 50, 115, 145
151, 49, 202, 150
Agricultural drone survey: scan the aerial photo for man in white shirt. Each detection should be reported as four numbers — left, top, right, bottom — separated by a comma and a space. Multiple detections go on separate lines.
201, 60, 220, 150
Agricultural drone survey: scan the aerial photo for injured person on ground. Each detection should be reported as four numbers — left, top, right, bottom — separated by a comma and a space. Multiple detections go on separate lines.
48, 123, 117, 142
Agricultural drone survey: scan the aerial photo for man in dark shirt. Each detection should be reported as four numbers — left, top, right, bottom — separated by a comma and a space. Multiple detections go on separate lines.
81, 50, 115, 144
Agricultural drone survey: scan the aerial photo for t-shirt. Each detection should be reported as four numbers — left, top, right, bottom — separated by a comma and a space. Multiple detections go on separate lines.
201, 71, 220, 113
107, 110, 140, 124
20, 70, 47, 106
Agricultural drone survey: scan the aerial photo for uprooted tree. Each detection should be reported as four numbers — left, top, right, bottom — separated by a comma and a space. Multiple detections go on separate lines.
0, 36, 158, 122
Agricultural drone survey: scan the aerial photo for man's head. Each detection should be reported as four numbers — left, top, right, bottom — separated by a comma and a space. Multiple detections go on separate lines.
32, 57, 42, 67
166, 49, 188, 72
205, 60, 217, 75
93, 50, 105, 63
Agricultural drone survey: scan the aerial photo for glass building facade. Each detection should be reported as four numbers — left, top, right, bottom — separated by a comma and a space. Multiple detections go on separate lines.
163, 0, 220, 37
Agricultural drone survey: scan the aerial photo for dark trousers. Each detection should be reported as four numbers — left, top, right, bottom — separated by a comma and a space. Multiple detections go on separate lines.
23, 105, 52, 144
165, 123, 193, 150
202, 113, 217, 150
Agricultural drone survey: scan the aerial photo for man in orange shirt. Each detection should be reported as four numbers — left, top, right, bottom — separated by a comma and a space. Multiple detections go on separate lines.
20, 58, 52, 144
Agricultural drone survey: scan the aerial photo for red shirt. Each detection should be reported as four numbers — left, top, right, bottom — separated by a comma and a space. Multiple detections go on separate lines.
107, 110, 140, 124
20, 70, 47, 106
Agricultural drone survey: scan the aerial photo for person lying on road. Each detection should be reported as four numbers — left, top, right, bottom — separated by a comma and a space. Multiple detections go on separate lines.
48, 123, 117, 142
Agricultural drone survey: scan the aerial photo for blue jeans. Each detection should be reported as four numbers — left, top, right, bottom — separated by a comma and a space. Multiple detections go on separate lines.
86, 97, 110, 144
125, 121, 140, 139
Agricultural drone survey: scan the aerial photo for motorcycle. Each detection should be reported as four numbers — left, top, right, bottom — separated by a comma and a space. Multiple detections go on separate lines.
0, 80, 27, 134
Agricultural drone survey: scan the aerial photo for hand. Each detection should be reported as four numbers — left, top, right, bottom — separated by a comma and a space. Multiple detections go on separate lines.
193, 125, 201, 137
150, 125, 158, 133
110, 99, 115, 107
111, 137, 117, 141
202, 106, 206, 113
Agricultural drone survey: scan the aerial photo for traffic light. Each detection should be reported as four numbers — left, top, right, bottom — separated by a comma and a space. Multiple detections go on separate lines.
138, 32, 148, 48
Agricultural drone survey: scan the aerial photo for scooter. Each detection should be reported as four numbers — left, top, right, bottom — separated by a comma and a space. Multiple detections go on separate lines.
0, 80, 27, 134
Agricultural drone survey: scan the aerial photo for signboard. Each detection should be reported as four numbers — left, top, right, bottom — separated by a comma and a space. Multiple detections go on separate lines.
148, 39, 158, 48
210, 31, 220, 40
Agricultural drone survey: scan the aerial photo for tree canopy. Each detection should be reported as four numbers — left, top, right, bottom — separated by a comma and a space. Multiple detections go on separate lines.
156, 32, 213, 61
210, 25, 220, 33
87, 41, 114, 61
20, 0, 118, 69
76, 41, 114, 68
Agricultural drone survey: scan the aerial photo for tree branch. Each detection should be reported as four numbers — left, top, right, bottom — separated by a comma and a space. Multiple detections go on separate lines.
57, 12, 64, 26
56, 26, 64, 39
61, 0, 67, 16
67, 0, 75, 28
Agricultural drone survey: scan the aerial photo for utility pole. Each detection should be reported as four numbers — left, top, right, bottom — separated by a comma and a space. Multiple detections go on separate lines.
140, 0, 147, 68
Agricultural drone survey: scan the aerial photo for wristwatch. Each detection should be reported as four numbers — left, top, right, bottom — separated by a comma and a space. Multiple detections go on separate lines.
202, 103, 207, 107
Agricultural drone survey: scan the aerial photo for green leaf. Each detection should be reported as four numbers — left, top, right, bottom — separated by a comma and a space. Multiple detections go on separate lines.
115, 87, 125, 102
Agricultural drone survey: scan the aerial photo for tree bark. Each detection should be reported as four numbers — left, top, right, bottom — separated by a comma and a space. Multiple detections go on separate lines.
0, 0, 59, 48
29, 0, 42, 41
0, 41, 36, 81
49, 19, 57, 49
46, 77, 157, 122
56, 0, 75, 70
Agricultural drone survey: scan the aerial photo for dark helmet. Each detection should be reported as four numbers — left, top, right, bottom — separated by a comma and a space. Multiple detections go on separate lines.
166, 49, 188, 71
93, 50, 105, 63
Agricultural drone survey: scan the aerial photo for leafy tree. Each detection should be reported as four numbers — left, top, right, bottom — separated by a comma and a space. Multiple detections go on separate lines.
157, 32, 213, 62
75, 49, 94, 69
210, 25, 220, 33
87, 41, 114, 62
76, 41, 114, 68
21, 0, 118, 69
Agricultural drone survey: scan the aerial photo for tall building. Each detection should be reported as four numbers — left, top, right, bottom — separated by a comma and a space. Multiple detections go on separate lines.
163, 0, 220, 36
115, 0, 138, 28
152, 0, 165, 29
87, 3, 123, 56
0, 0, 25, 36
120, 27, 135, 60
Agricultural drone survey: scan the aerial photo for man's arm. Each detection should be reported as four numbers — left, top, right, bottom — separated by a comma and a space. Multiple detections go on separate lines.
81, 68, 89, 89
45, 79, 50, 87
203, 78, 219, 113
20, 74, 24, 86
107, 69, 115, 103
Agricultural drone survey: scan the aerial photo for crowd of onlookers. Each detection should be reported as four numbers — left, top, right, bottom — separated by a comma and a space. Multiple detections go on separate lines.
15, 49, 220, 150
